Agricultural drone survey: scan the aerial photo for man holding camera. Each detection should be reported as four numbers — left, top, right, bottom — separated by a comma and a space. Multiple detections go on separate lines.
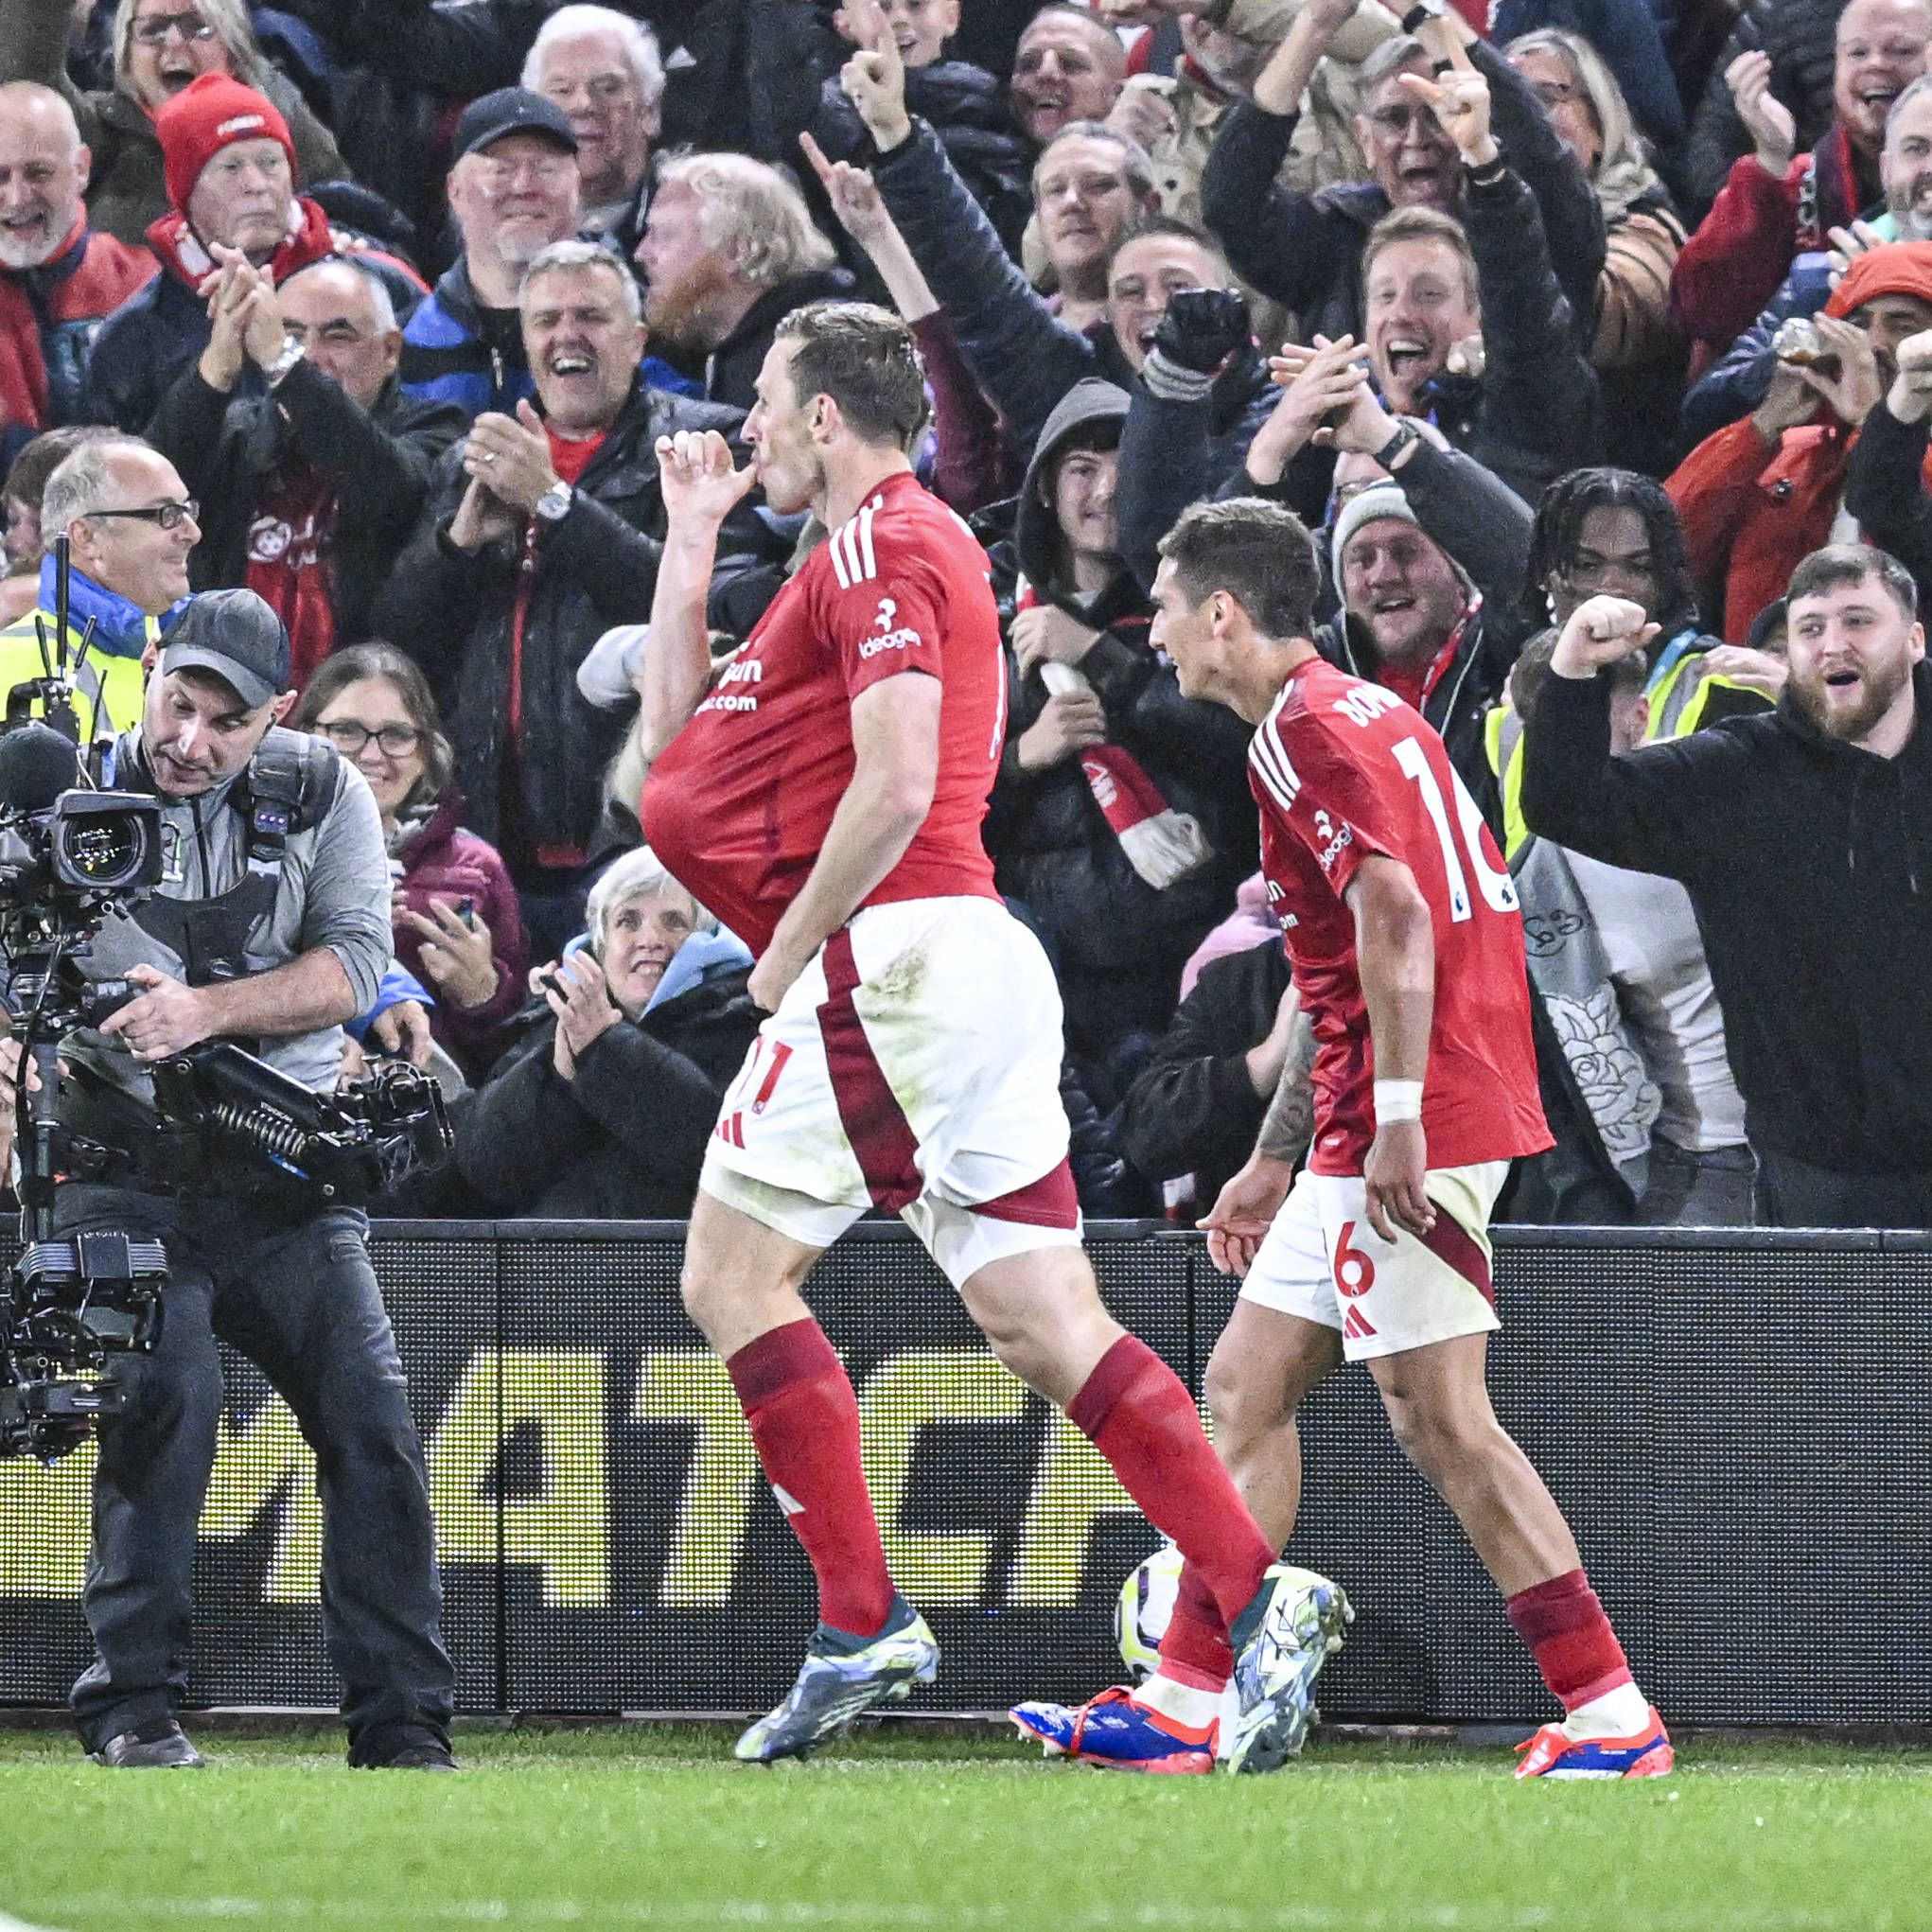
0, 587, 456, 1771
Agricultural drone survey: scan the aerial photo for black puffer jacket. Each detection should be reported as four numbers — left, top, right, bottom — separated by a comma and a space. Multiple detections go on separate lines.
871, 116, 1272, 464
145, 364, 465, 645
372, 378, 763, 867
1682, 0, 1843, 216
451, 955, 762, 1218
1200, 36, 1606, 353
983, 381, 1258, 1055
677, 266, 857, 412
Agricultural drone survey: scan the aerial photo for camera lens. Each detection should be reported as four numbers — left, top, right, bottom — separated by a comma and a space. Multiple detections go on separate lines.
56, 813, 152, 890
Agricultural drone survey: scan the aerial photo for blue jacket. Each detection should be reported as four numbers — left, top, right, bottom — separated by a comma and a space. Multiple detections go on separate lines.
399, 256, 534, 422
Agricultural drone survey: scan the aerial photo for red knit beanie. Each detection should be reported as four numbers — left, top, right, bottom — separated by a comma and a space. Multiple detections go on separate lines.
154, 72, 296, 215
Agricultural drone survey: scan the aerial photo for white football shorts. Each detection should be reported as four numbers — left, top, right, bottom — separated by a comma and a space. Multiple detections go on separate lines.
698, 896, 1082, 1289
1238, 1162, 1509, 1361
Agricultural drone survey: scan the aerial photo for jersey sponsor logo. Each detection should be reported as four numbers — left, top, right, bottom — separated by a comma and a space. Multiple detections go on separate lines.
696, 656, 763, 714
1312, 809, 1353, 874
858, 595, 924, 659
1332, 685, 1401, 729
1250, 714, 1302, 812
829, 501, 881, 588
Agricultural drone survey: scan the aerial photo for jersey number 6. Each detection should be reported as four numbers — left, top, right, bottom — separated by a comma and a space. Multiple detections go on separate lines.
1390, 736, 1519, 923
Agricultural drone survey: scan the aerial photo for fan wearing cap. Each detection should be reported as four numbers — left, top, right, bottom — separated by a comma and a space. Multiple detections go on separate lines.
0, 584, 460, 1773
1667, 239, 1932, 641
83, 71, 428, 437
399, 87, 584, 424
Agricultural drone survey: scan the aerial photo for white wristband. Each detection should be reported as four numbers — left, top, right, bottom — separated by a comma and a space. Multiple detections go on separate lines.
1373, 1078, 1424, 1124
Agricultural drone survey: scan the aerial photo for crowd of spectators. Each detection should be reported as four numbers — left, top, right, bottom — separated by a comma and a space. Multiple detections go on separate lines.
4, 0, 1929, 1229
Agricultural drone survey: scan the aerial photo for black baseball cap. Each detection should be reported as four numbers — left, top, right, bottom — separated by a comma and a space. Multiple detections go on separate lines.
159, 589, 291, 710
451, 88, 578, 165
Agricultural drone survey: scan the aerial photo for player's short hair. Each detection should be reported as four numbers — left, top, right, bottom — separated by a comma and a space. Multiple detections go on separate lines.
775, 301, 931, 450
1158, 497, 1322, 641
1509, 625, 1645, 723
1786, 543, 1919, 621
654, 151, 836, 289
519, 237, 642, 321
1034, 121, 1156, 202
1105, 212, 1229, 284
585, 845, 717, 952
1361, 205, 1479, 310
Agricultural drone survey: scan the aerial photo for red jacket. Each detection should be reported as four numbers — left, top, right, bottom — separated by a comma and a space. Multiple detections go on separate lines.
392, 793, 530, 1081
0, 219, 154, 433
1665, 410, 1932, 641
1670, 126, 1873, 367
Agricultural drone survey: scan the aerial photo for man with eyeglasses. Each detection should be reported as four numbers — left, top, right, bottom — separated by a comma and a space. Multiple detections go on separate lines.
400, 88, 585, 424
0, 434, 194, 747
1199, 0, 1602, 359
84, 72, 426, 437
145, 255, 466, 685
0, 586, 459, 1771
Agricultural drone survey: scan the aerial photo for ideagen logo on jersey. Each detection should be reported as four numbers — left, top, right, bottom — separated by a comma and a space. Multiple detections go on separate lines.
1311, 809, 1353, 874
859, 592, 924, 659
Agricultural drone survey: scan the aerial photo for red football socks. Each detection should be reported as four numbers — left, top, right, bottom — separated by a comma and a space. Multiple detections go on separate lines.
1068, 1336, 1275, 1630
726, 1317, 895, 1639
1155, 1560, 1236, 1689
1505, 1568, 1634, 1712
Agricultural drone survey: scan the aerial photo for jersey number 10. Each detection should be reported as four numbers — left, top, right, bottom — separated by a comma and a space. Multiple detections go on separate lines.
1390, 736, 1519, 923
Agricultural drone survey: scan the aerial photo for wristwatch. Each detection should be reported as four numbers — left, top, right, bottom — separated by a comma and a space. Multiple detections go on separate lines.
1374, 418, 1422, 470
533, 481, 574, 524
263, 339, 306, 390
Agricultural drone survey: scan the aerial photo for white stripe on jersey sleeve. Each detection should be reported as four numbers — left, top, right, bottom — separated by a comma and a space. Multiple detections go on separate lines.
1250, 713, 1302, 812
856, 503, 878, 579
830, 524, 853, 589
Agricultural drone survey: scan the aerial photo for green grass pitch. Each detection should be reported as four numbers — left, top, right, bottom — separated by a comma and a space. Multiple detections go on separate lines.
0, 1722, 1926, 1931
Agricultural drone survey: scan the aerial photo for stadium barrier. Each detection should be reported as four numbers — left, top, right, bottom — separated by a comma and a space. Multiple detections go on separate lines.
2, 1221, 1927, 1726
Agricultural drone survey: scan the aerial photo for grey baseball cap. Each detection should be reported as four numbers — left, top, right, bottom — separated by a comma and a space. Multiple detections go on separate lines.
159, 589, 291, 710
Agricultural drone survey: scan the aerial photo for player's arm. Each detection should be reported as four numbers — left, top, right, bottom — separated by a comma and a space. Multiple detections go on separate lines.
1199, 1000, 1317, 1280
747, 671, 941, 1012
1344, 853, 1437, 1242
637, 431, 758, 766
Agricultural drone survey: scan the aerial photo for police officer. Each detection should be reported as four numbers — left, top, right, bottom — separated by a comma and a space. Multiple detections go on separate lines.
3, 588, 457, 1769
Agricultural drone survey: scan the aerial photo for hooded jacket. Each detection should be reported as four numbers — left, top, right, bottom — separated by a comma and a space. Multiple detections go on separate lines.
983, 380, 1258, 1048
1521, 656, 1932, 1174
372, 377, 756, 869
682, 265, 857, 413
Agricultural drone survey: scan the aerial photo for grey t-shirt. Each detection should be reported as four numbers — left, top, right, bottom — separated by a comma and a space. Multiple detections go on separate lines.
61, 726, 392, 1103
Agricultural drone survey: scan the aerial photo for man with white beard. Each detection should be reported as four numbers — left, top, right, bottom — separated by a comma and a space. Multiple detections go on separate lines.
0, 81, 155, 455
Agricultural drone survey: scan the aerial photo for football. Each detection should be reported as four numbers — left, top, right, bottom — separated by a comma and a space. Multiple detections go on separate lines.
1114, 1542, 1186, 1680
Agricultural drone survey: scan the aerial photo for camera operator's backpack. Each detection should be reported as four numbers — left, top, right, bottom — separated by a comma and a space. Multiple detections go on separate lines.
132, 729, 342, 988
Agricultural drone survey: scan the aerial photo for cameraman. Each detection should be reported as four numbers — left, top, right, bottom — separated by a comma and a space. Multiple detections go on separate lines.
0, 588, 457, 1771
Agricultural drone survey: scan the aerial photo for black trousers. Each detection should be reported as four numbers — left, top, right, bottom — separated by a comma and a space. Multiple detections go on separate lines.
1754, 1150, 1932, 1229
57, 1183, 456, 1754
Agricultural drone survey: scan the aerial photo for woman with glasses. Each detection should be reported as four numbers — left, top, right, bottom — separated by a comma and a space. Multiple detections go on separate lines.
295, 642, 529, 1081
1505, 29, 1688, 476
0, 0, 345, 246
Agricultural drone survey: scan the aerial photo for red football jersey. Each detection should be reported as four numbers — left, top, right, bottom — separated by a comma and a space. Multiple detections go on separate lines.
1250, 658, 1551, 1176
641, 470, 1005, 955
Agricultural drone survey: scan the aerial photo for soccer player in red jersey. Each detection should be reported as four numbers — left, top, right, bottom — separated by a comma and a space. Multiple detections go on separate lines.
1018, 498, 1673, 1778
634, 302, 1314, 1766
